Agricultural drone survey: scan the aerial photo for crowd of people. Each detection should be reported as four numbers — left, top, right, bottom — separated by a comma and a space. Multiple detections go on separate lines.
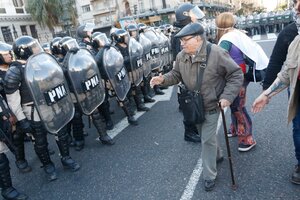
0, 0, 300, 199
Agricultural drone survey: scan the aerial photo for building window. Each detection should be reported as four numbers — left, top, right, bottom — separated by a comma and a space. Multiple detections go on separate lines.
12, 0, 23, 7
15, 8, 24, 13
1, 27, 13, 43
0, 8, 6, 14
29, 25, 38, 39
20, 25, 27, 35
82, 5, 91, 13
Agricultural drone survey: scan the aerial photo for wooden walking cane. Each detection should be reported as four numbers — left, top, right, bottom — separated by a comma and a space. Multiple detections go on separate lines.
218, 103, 237, 190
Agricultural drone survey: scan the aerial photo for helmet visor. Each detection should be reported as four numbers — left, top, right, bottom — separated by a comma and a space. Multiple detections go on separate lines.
30, 40, 43, 55
94, 33, 109, 46
84, 23, 95, 32
0, 42, 12, 54
189, 6, 205, 20
64, 39, 79, 51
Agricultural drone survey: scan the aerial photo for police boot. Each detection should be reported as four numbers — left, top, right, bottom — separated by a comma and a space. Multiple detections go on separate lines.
0, 154, 28, 200
141, 84, 155, 103
133, 94, 150, 112
12, 131, 32, 173
99, 102, 114, 130
184, 122, 201, 143
154, 85, 165, 95
121, 100, 138, 126
91, 110, 115, 145
56, 130, 80, 172
71, 108, 85, 151
31, 121, 57, 181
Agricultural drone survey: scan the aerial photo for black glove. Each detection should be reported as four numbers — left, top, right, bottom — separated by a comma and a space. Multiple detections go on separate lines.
104, 44, 111, 49
69, 47, 80, 54
16, 119, 33, 134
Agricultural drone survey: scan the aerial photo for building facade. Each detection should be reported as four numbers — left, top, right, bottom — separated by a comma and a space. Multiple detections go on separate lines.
0, 0, 52, 44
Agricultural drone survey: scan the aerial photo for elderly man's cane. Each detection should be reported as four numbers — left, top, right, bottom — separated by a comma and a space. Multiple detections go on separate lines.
218, 103, 237, 190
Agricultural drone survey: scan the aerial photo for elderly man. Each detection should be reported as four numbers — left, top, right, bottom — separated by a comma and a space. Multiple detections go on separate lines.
150, 23, 243, 191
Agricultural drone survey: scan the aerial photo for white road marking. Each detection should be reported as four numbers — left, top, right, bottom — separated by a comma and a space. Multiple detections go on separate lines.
180, 158, 203, 200
267, 33, 277, 39
106, 86, 174, 139
252, 35, 261, 41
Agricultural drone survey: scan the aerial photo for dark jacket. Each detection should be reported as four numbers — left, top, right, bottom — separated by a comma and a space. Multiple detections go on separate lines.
262, 22, 298, 90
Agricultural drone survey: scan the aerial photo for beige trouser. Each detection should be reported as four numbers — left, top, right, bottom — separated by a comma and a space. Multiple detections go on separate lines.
196, 110, 221, 180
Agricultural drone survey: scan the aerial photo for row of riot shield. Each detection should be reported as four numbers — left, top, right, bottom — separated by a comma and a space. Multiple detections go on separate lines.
236, 10, 294, 36
140, 27, 172, 72
25, 49, 107, 134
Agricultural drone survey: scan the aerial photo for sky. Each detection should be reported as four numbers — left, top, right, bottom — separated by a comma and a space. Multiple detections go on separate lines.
263, 0, 279, 11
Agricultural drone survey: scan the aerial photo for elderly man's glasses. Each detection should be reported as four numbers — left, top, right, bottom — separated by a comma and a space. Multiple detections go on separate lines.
180, 35, 197, 43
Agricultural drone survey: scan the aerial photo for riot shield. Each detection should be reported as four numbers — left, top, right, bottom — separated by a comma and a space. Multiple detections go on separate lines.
25, 52, 74, 134
66, 48, 105, 115
128, 37, 144, 86
159, 32, 170, 68
102, 46, 131, 101
143, 29, 161, 70
139, 33, 152, 77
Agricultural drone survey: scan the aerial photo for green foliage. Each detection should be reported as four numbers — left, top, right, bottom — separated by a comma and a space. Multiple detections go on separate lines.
26, 0, 77, 32
26, 0, 63, 32
276, 3, 288, 11
253, 7, 266, 14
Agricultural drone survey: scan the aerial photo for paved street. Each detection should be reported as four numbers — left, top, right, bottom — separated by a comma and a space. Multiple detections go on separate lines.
7, 38, 300, 200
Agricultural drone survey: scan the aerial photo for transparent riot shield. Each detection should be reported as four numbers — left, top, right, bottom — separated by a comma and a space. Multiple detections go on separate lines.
139, 33, 152, 77
143, 29, 161, 71
102, 46, 131, 101
67, 48, 105, 115
25, 52, 74, 134
128, 37, 144, 86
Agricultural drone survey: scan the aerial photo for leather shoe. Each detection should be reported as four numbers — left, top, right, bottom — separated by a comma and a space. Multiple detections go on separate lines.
184, 133, 201, 143
144, 95, 155, 103
204, 179, 215, 191
291, 165, 300, 185
2, 187, 28, 200
15, 160, 32, 173
100, 135, 115, 145
44, 163, 57, 182
128, 116, 138, 126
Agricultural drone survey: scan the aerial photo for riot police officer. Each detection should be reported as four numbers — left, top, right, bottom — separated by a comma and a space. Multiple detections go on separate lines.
126, 24, 155, 103
91, 32, 115, 130
114, 29, 150, 113
76, 23, 95, 49
59, 36, 115, 148
0, 42, 33, 174
4, 36, 80, 182
173, 3, 204, 143
0, 93, 28, 200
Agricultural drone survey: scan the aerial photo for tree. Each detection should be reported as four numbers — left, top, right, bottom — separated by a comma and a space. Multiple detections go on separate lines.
26, 0, 77, 34
26, 0, 63, 33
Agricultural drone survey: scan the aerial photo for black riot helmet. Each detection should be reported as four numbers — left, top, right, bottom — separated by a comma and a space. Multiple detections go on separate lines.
113, 29, 129, 44
58, 36, 79, 56
92, 32, 109, 49
13, 36, 43, 60
0, 42, 12, 65
126, 24, 138, 37
137, 23, 147, 33
50, 37, 62, 55
165, 24, 174, 33
76, 23, 95, 39
175, 3, 205, 28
